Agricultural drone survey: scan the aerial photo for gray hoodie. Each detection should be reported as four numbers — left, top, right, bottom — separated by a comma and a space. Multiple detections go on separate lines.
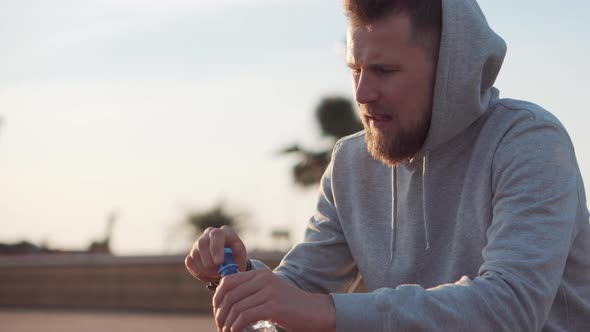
253, 0, 590, 330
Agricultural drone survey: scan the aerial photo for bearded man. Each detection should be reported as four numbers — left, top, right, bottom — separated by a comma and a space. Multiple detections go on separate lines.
186, 0, 590, 331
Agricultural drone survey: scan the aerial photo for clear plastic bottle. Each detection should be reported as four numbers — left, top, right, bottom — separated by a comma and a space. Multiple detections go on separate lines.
218, 248, 278, 332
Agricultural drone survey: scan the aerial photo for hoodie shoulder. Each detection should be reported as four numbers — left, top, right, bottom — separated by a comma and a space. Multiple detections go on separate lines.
493, 98, 568, 133
331, 130, 385, 172
334, 131, 367, 156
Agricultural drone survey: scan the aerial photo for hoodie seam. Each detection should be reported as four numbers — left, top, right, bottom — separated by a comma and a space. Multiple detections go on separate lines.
493, 102, 571, 138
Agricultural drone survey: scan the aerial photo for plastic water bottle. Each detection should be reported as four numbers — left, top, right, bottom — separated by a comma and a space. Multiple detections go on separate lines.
218, 248, 278, 332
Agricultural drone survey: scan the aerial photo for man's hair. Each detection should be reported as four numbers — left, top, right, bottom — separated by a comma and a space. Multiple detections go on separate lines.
344, 0, 442, 60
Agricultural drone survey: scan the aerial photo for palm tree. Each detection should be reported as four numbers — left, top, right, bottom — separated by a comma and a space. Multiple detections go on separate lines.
279, 96, 362, 186
315, 97, 363, 139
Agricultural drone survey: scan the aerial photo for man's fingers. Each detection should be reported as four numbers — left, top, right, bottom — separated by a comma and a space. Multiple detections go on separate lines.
185, 253, 219, 282
212, 272, 250, 311
184, 226, 249, 285
219, 225, 248, 271
230, 303, 273, 332
223, 287, 266, 331
185, 254, 201, 279
196, 235, 216, 271
209, 228, 227, 265
214, 271, 262, 328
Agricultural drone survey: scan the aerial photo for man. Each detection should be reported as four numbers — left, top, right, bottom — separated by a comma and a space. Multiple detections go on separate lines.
186, 0, 590, 331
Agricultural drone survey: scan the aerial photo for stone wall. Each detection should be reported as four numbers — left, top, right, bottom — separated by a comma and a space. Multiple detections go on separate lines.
0, 252, 283, 313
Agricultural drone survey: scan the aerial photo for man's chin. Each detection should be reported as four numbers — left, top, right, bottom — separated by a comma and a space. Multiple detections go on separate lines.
364, 130, 418, 166
366, 134, 400, 166
367, 149, 408, 167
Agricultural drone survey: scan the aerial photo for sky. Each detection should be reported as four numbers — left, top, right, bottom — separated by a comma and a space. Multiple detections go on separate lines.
1, 0, 589, 255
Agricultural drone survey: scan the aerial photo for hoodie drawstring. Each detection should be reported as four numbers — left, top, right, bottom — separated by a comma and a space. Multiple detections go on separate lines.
390, 165, 397, 261
391, 155, 430, 259
422, 153, 431, 251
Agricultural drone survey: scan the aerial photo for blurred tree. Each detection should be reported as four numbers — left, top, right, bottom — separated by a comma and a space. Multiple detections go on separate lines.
87, 210, 117, 254
315, 97, 363, 139
185, 203, 242, 236
279, 96, 362, 187
0, 241, 47, 255
164, 202, 250, 254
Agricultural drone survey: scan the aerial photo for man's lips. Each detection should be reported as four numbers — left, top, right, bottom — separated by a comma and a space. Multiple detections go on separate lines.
364, 112, 392, 131
364, 113, 392, 122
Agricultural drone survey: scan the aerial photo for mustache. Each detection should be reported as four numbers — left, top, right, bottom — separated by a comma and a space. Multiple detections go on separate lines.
359, 104, 390, 115
359, 105, 394, 119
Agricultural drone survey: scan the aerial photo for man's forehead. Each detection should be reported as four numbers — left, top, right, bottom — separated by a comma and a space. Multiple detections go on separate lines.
347, 13, 412, 41
345, 25, 373, 52
346, 23, 373, 40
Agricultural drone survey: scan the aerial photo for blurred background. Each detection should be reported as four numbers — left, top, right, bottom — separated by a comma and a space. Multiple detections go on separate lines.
0, 0, 588, 331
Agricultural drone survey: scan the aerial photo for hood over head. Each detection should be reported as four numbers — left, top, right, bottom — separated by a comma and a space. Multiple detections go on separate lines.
417, 0, 507, 156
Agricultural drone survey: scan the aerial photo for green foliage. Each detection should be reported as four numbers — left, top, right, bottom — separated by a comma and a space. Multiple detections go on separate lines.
316, 97, 363, 138
186, 203, 240, 235
280, 96, 362, 187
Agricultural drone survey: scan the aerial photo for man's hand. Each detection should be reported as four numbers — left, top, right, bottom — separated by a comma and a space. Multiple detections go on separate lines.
213, 268, 336, 332
185, 225, 248, 283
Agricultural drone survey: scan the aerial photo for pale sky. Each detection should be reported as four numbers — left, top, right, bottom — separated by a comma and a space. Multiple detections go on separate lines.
1, 0, 589, 255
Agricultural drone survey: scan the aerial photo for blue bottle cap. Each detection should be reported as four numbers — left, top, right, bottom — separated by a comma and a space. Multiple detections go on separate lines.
218, 248, 239, 276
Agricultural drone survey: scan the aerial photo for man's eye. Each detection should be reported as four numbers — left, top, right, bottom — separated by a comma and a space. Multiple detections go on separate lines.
351, 68, 361, 76
375, 68, 396, 75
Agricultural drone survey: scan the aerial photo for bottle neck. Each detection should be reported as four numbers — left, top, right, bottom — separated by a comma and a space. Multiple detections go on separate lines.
218, 263, 239, 277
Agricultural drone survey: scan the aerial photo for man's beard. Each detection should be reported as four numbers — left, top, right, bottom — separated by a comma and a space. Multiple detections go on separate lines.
362, 109, 431, 166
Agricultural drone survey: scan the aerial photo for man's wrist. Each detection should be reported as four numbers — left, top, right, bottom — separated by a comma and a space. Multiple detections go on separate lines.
324, 294, 337, 332
307, 293, 336, 332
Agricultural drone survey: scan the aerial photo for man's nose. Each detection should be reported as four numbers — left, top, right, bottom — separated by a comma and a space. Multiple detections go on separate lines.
354, 72, 379, 105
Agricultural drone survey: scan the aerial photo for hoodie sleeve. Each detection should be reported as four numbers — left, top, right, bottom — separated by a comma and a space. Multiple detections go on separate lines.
268, 140, 362, 294
330, 118, 585, 331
